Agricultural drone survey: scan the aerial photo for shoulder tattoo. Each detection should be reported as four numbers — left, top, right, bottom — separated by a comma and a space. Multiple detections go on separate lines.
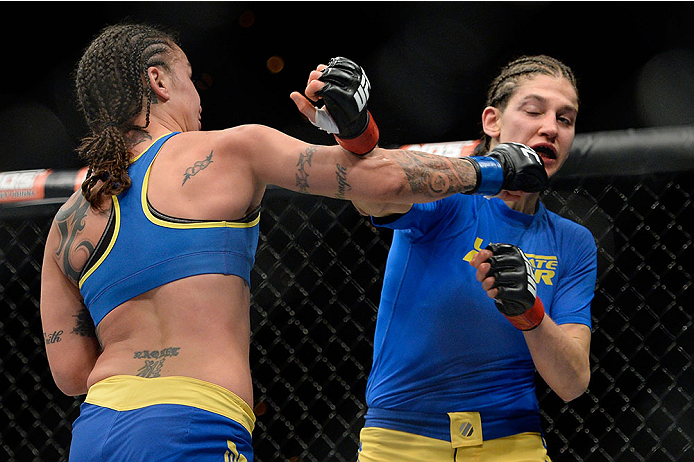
182, 150, 214, 186
54, 194, 96, 283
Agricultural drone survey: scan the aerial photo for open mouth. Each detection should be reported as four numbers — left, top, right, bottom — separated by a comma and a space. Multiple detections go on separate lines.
533, 145, 556, 161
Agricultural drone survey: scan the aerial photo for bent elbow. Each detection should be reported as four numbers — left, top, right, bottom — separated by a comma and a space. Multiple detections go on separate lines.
51, 368, 91, 397
558, 370, 591, 403
56, 379, 89, 397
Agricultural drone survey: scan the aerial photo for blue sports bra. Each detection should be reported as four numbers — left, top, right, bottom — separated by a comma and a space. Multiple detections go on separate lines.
79, 132, 260, 326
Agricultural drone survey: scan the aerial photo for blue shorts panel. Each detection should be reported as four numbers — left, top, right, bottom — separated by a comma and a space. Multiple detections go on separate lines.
70, 402, 253, 461
69, 375, 254, 462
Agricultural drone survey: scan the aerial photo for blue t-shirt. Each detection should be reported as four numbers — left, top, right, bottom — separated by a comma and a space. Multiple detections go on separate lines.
365, 194, 597, 441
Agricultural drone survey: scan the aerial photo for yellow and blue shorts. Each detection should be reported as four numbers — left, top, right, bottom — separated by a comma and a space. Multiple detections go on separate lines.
69, 375, 255, 462
358, 412, 551, 462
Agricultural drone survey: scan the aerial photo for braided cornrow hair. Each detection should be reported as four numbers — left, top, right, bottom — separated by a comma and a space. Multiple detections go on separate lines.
476, 55, 578, 153
75, 23, 179, 209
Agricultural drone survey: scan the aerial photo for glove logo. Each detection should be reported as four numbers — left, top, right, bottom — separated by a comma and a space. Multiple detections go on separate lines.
521, 145, 542, 165
520, 248, 538, 298
354, 72, 370, 112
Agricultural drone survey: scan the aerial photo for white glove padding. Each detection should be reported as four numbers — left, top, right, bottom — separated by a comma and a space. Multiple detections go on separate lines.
311, 106, 340, 134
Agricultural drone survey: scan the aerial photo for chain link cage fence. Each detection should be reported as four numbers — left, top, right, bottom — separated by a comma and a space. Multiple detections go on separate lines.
1, 126, 693, 462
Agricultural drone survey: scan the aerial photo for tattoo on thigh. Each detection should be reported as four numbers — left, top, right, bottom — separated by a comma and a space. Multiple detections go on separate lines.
182, 151, 214, 186
133, 347, 181, 378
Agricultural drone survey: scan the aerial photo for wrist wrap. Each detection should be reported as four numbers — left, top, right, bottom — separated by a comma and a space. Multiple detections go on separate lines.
467, 156, 504, 195
504, 296, 545, 331
335, 111, 379, 155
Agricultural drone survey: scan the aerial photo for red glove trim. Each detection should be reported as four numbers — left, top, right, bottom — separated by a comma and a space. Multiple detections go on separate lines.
505, 297, 545, 331
335, 111, 379, 155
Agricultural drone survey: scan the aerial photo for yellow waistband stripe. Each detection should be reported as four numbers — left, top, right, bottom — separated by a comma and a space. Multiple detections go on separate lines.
85, 375, 255, 435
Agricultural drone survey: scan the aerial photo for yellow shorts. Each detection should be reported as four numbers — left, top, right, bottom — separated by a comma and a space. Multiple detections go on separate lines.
358, 421, 551, 462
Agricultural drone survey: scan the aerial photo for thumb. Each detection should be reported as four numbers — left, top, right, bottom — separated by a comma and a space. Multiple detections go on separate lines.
290, 91, 317, 123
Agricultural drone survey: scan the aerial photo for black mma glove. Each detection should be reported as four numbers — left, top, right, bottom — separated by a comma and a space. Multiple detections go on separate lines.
314, 57, 379, 155
466, 142, 548, 195
484, 243, 545, 331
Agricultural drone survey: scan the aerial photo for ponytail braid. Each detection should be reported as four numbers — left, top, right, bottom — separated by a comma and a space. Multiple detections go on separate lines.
74, 23, 179, 209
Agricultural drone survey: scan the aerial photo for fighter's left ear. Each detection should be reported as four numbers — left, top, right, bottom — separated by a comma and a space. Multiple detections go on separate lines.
482, 106, 501, 139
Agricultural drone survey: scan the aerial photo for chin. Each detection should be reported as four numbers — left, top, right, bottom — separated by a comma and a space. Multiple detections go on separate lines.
542, 158, 559, 175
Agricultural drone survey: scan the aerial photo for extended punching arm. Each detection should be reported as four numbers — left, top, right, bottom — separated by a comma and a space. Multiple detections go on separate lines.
306, 58, 547, 194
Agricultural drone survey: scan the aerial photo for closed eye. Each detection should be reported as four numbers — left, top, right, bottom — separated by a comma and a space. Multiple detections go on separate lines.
558, 115, 575, 126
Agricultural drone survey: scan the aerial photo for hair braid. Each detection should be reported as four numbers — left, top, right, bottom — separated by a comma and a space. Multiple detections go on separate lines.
75, 23, 179, 209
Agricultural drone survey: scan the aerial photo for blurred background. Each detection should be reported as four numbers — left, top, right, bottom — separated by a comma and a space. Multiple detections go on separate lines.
1, 1, 693, 172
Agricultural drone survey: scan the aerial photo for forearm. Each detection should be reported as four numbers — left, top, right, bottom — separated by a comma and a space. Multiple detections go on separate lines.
524, 318, 591, 402
41, 249, 101, 396
288, 144, 481, 205
337, 146, 480, 209
374, 148, 479, 199
44, 312, 101, 396
350, 141, 547, 205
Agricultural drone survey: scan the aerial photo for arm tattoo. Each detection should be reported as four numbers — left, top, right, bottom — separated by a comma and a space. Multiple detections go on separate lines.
133, 347, 181, 378
44, 330, 64, 344
43, 307, 96, 345
182, 150, 214, 186
54, 195, 95, 283
71, 306, 97, 338
296, 146, 316, 193
335, 163, 352, 199
390, 150, 477, 196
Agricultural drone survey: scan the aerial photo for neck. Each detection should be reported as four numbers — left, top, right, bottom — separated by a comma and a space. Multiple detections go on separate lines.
124, 120, 174, 161
504, 193, 540, 215
132, 108, 183, 136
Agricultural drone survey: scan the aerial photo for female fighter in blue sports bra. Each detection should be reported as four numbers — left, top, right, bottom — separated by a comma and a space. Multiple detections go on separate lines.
39, 25, 547, 461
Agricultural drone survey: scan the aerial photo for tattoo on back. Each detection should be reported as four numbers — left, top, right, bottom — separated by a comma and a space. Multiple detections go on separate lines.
133, 347, 181, 378
182, 151, 214, 186
296, 146, 316, 193
391, 150, 476, 196
55, 195, 95, 283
